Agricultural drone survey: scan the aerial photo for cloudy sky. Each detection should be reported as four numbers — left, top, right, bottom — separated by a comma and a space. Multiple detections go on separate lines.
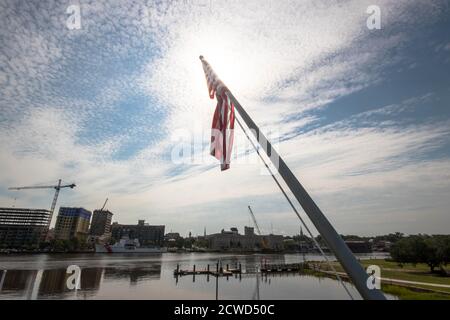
1, 0, 449, 237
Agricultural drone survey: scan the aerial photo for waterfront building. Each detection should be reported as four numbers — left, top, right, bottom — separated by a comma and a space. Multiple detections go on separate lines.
54, 207, 91, 241
90, 209, 113, 237
164, 232, 181, 241
372, 240, 392, 252
207, 227, 284, 251
0, 207, 51, 248
111, 220, 165, 246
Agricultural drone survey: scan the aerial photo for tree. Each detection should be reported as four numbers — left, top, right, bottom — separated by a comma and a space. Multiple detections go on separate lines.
175, 237, 185, 248
193, 238, 208, 249
315, 235, 326, 246
68, 237, 80, 252
183, 238, 194, 249
390, 235, 450, 273
424, 236, 450, 273
340, 234, 365, 241
293, 234, 312, 243
50, 239, 68, 252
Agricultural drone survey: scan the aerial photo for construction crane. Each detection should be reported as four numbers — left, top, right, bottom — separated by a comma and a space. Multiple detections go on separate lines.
248, 206, 268, 250
100, 198, 108, 211
248, 206, 262, 235
9, 179, 76, 226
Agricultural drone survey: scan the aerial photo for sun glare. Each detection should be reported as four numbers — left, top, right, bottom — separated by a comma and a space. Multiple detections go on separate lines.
185, 28, 258, 95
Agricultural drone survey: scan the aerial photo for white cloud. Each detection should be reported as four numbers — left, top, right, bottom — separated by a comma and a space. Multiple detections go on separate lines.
1, 0, 449, 236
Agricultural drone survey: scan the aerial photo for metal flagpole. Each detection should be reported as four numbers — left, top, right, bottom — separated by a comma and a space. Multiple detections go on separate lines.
199, 56, 385, 300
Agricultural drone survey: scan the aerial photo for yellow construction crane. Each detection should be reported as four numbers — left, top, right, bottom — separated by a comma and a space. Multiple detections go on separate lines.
9, 179, 76, 226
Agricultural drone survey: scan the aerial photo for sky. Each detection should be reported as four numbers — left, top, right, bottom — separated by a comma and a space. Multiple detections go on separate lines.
0, 0, 449, 237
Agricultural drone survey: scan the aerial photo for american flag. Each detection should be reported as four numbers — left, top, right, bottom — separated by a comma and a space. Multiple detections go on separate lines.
200, 56, 235, 171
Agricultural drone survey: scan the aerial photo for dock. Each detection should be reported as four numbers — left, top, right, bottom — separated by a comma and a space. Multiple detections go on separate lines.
260, 263, 306, 273
174, 262, 242, 277
174, 262, 308, 277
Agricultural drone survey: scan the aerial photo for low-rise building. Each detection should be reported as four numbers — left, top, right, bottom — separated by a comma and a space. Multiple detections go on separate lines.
111, 220, 165, 246
207, 227, 284, 251
372, 240, 392, 252
164, 232, 181, 241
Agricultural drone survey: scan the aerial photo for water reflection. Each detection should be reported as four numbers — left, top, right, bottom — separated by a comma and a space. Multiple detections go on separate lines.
103, 266, 161, 284
0, 266, 163, 299
38, 268, 103, 295
0, 268, 104, 299
0, 253, 394, 300
0, 270, 37, 298
173, 268, 356, 300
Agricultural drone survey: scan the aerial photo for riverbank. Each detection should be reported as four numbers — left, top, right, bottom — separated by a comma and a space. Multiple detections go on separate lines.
310, 259, 450, 300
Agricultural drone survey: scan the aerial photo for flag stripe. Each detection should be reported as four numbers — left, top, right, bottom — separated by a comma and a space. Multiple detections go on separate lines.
201, 57, 235, 171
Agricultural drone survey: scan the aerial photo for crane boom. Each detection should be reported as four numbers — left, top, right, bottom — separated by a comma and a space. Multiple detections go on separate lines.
248, 206, 269, 250
248, 206, 262, 235
9, 184, 75, 190
49, 179, 62, 216
8, 179, 76, 227
100, 198, 108, 211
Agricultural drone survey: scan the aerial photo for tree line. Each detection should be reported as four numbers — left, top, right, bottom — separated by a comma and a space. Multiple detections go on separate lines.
390, 234, 450, 274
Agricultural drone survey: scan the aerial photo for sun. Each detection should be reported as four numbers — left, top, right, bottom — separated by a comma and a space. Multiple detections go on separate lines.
178, 27, 258, 95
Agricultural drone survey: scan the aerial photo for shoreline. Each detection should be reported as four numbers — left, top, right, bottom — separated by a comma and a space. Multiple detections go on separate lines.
309, 258, 450, 300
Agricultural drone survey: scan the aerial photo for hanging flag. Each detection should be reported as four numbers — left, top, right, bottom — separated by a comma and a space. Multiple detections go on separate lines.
200, 56, 235, 171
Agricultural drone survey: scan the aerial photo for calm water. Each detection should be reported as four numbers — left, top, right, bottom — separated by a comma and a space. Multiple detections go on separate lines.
0, 253, 396, 300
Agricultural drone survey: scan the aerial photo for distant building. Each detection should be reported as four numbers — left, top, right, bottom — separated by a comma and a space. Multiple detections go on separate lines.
111, 220, 165, 246
164, 232, 181, 241
372, 240, 392, 252
90, 210, 113, 237
54, 207, 92, 241
207, 227, 284, 251
244, 226, 254, 236
45, 228, 55, 242
0, 207, 51, 248
345, 240, 372, 253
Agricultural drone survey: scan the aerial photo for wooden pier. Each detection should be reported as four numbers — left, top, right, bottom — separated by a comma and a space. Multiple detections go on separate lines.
174, 262, 242, 277
174, 262, 308, 277
260, 263, 306, 273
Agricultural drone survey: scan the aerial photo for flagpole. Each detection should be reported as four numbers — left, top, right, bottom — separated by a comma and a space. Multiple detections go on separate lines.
199, 56, 385, 300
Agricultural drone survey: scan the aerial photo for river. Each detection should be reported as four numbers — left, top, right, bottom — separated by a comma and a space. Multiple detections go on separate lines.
0, 252, 396, 300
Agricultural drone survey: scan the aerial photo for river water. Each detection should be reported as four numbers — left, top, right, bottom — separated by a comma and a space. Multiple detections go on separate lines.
0, 252, 396, 300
